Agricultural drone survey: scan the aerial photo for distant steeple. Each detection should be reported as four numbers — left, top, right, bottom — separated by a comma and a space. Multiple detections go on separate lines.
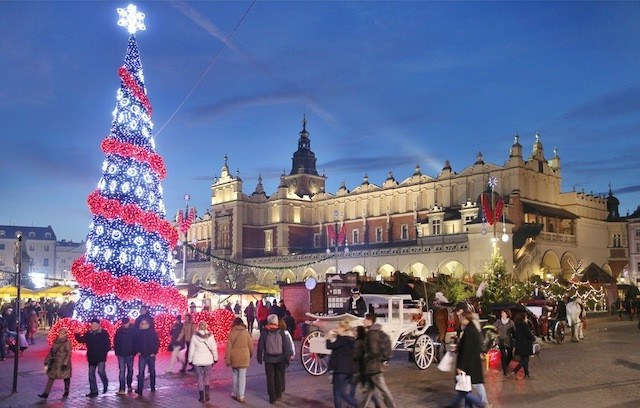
532, 132, 545, 160
606, 183, 621, 220
475, 152, 484, 165
510, 134, 522, 158
252, 174, 266, 196
290, 114, 318, 175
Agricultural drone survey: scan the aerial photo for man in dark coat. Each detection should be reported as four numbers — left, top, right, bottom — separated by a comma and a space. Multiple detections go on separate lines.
3, 307, 17, 338
345, 288, 367, 317
134, 318, 160, 395
269, 300, 286, 319
445, 312, 487, 408
257, 314, 293, 404
75, 318, 111, 398
114, 317, 136, 394
360, 314, 395, 408
134, 306, 155, 330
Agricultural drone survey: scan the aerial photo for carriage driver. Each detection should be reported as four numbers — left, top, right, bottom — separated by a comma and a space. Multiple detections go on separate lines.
345, 287, 367, 317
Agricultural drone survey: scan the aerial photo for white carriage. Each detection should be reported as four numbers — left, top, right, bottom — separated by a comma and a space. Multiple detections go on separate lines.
300, 294, 435, 375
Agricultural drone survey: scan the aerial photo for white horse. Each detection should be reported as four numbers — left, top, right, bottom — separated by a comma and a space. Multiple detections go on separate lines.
566, 298, 585, 342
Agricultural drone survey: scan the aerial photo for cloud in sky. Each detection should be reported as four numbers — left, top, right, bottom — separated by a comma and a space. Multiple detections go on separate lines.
563, 84, 640, 120
170, 1, 242, 55
192, 93, 338, 128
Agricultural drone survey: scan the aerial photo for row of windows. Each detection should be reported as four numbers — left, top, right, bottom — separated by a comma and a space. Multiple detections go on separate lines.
28, 258, 50, 267
0, 230, 53, 239
27, 244, 50, 251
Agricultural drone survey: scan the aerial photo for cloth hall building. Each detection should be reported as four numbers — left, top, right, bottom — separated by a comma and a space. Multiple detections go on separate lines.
180, 118, 627, 288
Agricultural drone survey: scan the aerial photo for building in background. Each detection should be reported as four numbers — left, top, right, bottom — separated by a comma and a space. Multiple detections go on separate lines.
0, 225, 57, 287
626, 206, 640, 286
178, 118, 631, 288
55, 240, 85, 282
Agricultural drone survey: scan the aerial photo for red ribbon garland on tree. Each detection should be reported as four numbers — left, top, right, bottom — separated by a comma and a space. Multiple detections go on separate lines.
101, 138, 166, 179
71, 257, 186, 312
87, 190, 178, 246
118, 66, 153, 116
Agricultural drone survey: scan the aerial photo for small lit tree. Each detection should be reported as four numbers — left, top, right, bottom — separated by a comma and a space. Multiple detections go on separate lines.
481, 249, 530, 304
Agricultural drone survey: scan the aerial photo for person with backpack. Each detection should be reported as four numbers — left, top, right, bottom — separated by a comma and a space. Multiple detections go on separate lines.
360, 313, 395, 408
327, 319, 359, 408
257, 314, 293, 404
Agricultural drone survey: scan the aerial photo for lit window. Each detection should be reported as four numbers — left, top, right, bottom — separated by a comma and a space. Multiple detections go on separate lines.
612, 234, 621, 248
265, 230, 273, 252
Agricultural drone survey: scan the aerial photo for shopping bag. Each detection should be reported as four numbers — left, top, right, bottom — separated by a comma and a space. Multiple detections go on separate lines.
455, 372, 472, 392
437, 351, 456, 372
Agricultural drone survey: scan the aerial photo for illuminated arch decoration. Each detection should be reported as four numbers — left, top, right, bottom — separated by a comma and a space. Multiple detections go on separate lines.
406, 262, 430, 280
302, 268, 318, 281
377, 264, 395, 279
261, 271, 276, 286
281, 269, 296, 283
351, 265, 366, 276
439, 259, 466, 279
541, 250, 561, 278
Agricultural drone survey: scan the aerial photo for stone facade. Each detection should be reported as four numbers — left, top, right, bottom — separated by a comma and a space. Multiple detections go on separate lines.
180, 119, 629, 287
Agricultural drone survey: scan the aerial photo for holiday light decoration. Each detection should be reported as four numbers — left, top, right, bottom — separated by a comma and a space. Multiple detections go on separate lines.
537, 277, 607, 310
51, 6, 185, 332
186, 243, 333, 271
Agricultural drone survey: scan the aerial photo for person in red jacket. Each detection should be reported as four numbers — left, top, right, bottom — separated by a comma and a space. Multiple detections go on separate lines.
257, 300, 269, 332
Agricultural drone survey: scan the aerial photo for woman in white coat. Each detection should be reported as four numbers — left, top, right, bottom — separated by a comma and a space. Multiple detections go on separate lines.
188, 321, 218, 402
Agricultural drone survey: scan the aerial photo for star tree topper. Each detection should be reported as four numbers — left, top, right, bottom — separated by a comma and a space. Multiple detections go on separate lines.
117, 4, 146, 34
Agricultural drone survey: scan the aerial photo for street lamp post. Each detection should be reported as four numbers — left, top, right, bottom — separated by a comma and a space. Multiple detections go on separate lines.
326, 210, 348, 274
179, 193, 191, 283
12, 235, 22, 393
484, 176, 509, 253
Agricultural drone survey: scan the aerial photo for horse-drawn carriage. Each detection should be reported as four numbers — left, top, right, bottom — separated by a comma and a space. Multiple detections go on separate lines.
484, 301, 565, 345
300, 294, 435, 375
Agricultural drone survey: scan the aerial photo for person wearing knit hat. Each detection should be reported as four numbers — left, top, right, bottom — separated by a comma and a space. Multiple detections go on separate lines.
258, 314, 293, 404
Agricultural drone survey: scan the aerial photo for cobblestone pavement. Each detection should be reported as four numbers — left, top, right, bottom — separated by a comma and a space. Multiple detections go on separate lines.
0, 316, 639, 407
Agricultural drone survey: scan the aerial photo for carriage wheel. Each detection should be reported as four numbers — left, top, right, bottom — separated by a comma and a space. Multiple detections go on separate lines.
300, 330, 329, 376
413, 334, 435, 370
555, 322, 565, 344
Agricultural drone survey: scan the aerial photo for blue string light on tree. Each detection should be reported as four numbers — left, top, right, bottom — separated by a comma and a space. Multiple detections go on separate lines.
69, 4, 184, 323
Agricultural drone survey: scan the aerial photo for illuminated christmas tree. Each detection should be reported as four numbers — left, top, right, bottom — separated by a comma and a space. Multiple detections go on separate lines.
72, 4, 184, 322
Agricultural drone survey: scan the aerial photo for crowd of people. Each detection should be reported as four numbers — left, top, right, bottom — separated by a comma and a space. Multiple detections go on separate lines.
0, 298, 76, 360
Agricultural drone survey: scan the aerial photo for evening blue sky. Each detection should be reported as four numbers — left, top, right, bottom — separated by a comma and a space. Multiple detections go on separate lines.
1, 1, 639, 242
